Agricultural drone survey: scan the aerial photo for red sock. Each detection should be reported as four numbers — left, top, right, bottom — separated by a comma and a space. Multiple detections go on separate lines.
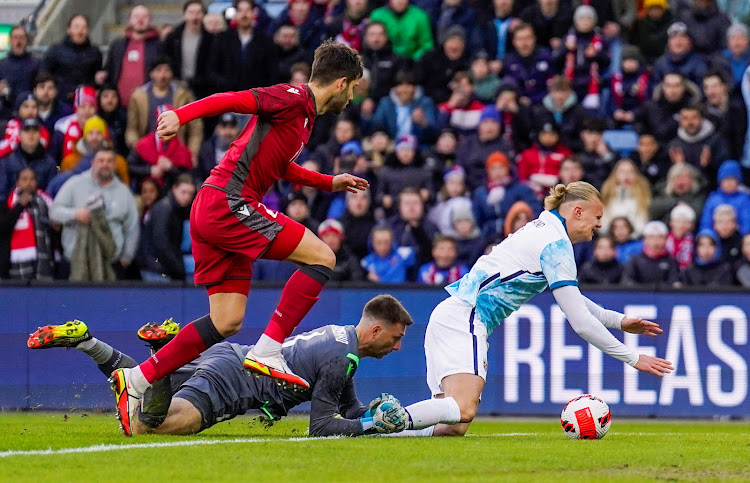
140, 315, 222, 383
265, 270, 324, 342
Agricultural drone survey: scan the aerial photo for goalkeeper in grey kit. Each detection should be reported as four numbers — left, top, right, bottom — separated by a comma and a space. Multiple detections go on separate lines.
27, 295, 412, 436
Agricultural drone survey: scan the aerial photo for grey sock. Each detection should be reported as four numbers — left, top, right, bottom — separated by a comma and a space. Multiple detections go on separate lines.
75, 338, 113, 364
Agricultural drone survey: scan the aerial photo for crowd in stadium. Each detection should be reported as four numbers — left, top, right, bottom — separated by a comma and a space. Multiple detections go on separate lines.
0, 0, 749, 287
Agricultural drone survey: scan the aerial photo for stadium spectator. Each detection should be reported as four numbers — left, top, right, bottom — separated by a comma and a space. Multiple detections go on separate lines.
699, 160, 750, 235
668, 105, 729, 185
196, 113, 239, 186
680, 229, 734, 286
435, 0, 479, 48
360, 21, 407, 102
721, 23, 750, 89
470, 53, 501, 104
162, 0, 214, 100
314, 117, 358, 175
203, 12, 226, 34
53, 86, 98, 161
472, 151, 539, 237
0, 26, 38, 104
578, 235, 623, 285
327, 0, 370, 52
128, 106, 194, 189
622, 220, 680, 287
734, 233, 750, 286
33, 74, 73, 134
377, 135, 432, 210
0, 119, 56, 201
126, 58, 203, 161
58, 115, 130, 186
417, 235, 468, 285
0, 168, 53, 280
650, 163, 706, 224
101, 5, 164, 107
635, 72, 700, 145
600, 159, 651, 237
0, 92, 51, 160
318, 219, 364, 282
424, 128, 457, 186
502, 199, 534, 237
703, 72, 747, 161
50, 148, 139, 281
558, 155, 585, 185
274, 25, 314, 84
450, 201, 485, 265
456, 106, 514, 191
43, 15, 102, 105
386, 187, 438, 271
713, 204, 743, 263
578, 117, 617, 189
295, 159, 332, 222
629, 0, 672, 64
341, 189, 376, 259
135, 177, 160, 220
557, 5, 609, 110
284, 190, 320, 233
361, 224, 415, 283
633, 133, 670, 187
428, 165, 471, 235
531, 75, 588, 152
417, 28, 471, 105
475, 0, 516, 65
437, 71, 486, 136
502, 22, 558, 105
611, 215, 642, 264
519, 0, 573, 50
329, 142, 376, 214
609, 45, 650, 127
138, 174, 196, 282
651, 22, 708, 86
269, 0, 327, 52
493, 81, 533, 153
97, 85, 128, 157
361, 70, 438, 145
666, 203, 696, 269
370, 0, 434, 61
517, 122, 573, 198
680, 0, 730, 56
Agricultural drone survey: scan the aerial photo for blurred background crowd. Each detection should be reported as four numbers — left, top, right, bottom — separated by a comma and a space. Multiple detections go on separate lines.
1, 0, 750, 288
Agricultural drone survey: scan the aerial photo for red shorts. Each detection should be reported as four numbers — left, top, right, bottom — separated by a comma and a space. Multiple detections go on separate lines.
190, 185, 305, 292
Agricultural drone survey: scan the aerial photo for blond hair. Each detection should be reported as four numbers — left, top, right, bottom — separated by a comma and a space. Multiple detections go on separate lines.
544, 181, 602, 211
600, 159, 651, 214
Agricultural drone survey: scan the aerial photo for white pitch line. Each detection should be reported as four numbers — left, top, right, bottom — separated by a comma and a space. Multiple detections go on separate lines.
0, 436, 341, 459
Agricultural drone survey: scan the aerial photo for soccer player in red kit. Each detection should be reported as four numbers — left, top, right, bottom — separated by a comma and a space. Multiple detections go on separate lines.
110, 39, 368, 435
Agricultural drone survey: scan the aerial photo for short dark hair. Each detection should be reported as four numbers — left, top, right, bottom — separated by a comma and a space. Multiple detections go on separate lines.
395, 70, 416, 86
310, 39, 364, 86
433, 234, 457, 249
511, 21, 534, 37
16, 167, 36, 182
594, 235, 615, 249
581, 117, 607, 133
362, 294, 413, 326
702, 70, 727, 84
680, 104, 702, 116
452, 71, 473, 85
371, 224, 393, 239
149, 55, 173, 72
560, 155, 583, 169
10, 25, 28, 39
364, 20, 388, 35
33, 72, 55, 89
233, 0, 255, 8
398, 187, 422, 205
68, 14, 90, 28
183, 0, 206, 13
174, 173, 195, 188
663, 71, 685, 83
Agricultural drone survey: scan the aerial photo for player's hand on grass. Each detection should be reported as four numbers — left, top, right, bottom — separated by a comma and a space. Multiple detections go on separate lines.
621, 317, 663, 337
332, 173, 369, 193
365, 393, 401, 417
634, 354, 674, 377
156, 110, 180, 141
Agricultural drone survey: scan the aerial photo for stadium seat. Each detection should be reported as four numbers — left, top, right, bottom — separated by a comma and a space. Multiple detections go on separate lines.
602, 130, 638, 157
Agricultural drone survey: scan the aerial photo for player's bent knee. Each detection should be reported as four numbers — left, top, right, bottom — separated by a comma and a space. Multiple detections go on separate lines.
313, 244, 336, 269
459, 404, 478, 423
214, 317, 242, 337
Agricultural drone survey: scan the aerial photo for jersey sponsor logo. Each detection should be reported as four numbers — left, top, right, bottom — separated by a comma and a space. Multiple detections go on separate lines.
236, 205, 251, 217
331, 326, 349, 345
287, 87, 300, 95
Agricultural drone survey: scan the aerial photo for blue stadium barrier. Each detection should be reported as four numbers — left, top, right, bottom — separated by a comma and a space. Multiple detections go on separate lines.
1, 284, 749, 418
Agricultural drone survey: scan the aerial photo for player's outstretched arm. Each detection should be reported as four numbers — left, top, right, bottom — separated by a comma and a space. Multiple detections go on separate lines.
156, 91, 260, 140
582, 295, 663, 336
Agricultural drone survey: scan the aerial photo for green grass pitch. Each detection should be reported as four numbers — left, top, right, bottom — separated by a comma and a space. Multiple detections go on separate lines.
1, 413, 748, 481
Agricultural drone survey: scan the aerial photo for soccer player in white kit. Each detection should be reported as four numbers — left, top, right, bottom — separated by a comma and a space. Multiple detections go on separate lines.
399, 182, 674, 436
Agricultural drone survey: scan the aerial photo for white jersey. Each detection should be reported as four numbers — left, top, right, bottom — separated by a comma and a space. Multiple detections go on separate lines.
445, 210, 577, 335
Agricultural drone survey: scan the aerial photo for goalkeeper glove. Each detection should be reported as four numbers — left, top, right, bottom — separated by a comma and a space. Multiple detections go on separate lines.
363, 393, 401, 418
361, 400, 409, 435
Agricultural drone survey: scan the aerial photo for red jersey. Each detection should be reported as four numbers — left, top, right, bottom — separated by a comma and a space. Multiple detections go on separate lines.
175, 84, 333, 200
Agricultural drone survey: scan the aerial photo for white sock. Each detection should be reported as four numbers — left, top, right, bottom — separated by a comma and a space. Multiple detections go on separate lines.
127, 366, 151, 396
405, 397, 461, 429
381, 426, 435, 437
251, 333, 282, 358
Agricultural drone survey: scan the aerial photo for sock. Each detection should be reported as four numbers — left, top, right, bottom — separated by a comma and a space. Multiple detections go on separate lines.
76, 338, 137, 377
138, 375, 173, 428
252, 334, 281, 358
405, 397, 461, 430
139, 314, 224, 384
258, 267, 329, 350
381, 426, 435, 437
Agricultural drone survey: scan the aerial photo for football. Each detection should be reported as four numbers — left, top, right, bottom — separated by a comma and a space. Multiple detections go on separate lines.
560, 394, 611, 440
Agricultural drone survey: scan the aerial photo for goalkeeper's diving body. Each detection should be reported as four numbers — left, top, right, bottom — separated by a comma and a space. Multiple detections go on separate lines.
397, 182, 675, 437
27, 295, 412, 437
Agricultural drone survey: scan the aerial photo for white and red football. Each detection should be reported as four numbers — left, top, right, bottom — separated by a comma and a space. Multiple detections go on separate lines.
560, 394, 611, 440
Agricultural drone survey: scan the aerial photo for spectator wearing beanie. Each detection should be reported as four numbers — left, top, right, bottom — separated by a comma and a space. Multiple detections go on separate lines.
0, 92, 51, 159
666, 203, 696, 269
503, 200, 535, 238
578, 235, 623, 285
456, 105, 514, 191
622, 220, 680, 286
59, 115, 130, 185
721, 23, 750, 89
713, 204, 743, 263
340, 189, 376, 259
428, 166, 472, 236
318, 219, 364, 282
628, 0, 673, 64
470, 53, 501, 104
450, 200, 485, 266
699, 160, 750, 235
651, 21, 708, 86
472, 151, 539, 238
0, 119, 57, 200
377, 134, 432, 211
680, 229, 734, 286
53, 85, 98, 161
